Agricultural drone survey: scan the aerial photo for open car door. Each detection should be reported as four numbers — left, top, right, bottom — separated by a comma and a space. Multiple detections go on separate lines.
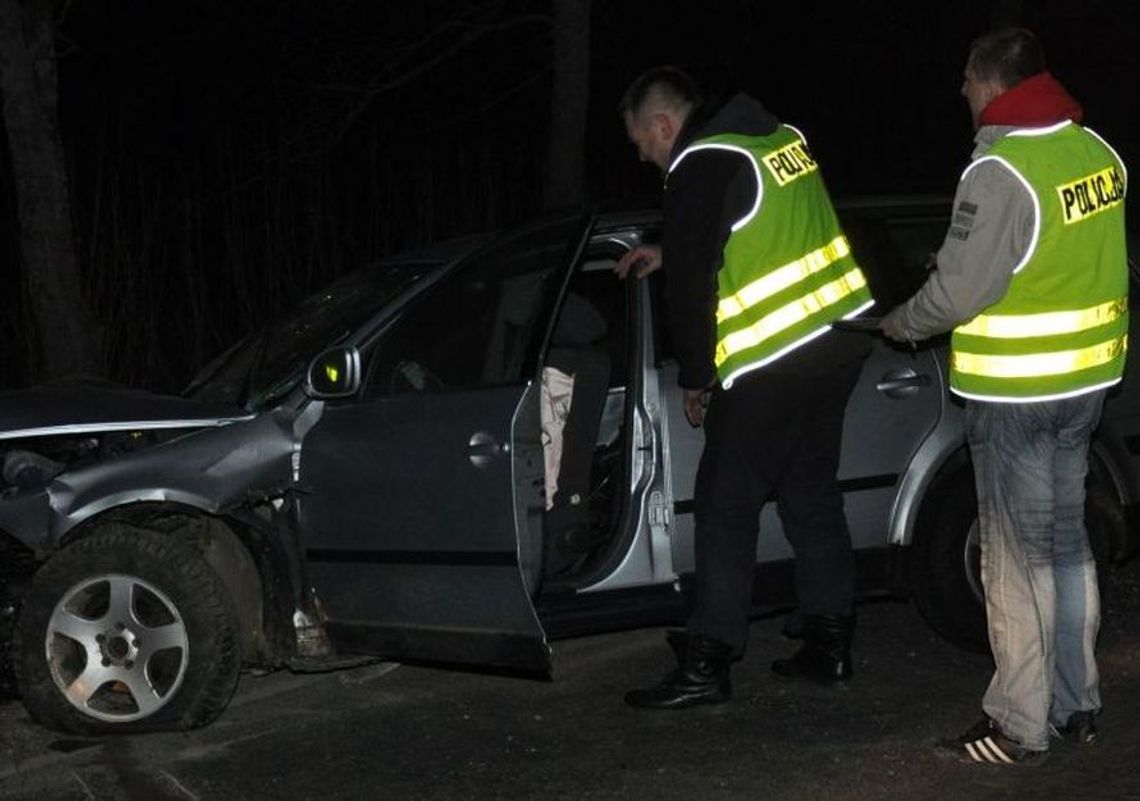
297, 215, 591, 672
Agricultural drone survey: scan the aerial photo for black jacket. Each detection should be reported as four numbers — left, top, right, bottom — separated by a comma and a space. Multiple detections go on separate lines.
662, 93, 868, 389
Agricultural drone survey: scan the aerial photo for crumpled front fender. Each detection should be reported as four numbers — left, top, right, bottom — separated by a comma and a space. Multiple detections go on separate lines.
0, 407, 317, 551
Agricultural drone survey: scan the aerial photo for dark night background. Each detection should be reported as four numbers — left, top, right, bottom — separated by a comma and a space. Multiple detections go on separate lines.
1, 0, 1137, 392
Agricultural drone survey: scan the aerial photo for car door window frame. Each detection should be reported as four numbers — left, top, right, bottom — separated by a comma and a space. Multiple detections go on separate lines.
359, 215, 590, 400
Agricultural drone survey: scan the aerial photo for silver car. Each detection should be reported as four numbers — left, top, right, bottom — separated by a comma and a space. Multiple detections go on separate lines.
1, 198, 1137, 735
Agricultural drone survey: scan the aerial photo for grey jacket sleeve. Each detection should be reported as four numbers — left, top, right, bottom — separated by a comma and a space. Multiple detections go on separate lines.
882, 159, 1035, 341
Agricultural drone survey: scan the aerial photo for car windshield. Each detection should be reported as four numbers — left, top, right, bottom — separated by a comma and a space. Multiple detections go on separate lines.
184, 262, 437, 410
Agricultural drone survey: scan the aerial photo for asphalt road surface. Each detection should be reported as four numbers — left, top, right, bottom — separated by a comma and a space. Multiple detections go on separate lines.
2, 560, 1138, 801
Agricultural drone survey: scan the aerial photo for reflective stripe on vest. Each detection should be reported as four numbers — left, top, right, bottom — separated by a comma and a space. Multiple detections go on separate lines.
952, 335, 1126, 379
957, 298, 1127, 339
715, 267, 868, 367
716, 235, 851, 323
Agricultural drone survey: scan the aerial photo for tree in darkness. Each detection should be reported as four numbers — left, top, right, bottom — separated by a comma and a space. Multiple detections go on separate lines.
544, 0, 591, 209
0, 0, 103, 382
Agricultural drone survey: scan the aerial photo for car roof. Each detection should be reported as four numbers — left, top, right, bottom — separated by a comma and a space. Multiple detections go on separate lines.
376, 232, 493, 268
376, 196, 954, 269
589, 194, 951, 232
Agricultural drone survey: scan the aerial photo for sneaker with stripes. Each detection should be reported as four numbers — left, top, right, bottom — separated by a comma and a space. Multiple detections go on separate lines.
936, 718, 1049, 766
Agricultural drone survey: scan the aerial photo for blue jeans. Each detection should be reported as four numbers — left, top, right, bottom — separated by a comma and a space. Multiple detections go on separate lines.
966, 391, 1105, 751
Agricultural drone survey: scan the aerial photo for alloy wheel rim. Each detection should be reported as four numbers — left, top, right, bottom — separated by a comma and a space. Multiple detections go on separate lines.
45, 574, 189, 723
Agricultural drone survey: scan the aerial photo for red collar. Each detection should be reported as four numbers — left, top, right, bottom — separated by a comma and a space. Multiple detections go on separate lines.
978, 71, 1084, 128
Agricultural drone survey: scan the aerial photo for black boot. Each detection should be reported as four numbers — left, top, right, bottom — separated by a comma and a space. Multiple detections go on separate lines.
666, 627, 746, 662
625, 634, 732, 709
771, 614, 854, 684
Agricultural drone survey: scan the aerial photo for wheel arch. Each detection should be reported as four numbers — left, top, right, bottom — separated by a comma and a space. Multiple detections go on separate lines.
895, 434, 1129, 550
888, 427, 970, 549
57, 501, 296, 665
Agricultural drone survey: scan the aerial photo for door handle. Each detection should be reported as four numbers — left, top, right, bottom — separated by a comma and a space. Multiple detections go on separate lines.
468, 431, 508, 467
876, 368, 931, 399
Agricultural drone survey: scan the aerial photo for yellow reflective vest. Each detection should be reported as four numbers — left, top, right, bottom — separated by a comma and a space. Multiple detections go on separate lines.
669, 126, 873, 389
950, 121, 1129, 402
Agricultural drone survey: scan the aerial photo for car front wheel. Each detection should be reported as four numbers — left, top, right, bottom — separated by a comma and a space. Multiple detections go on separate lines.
14, 526, 241, 735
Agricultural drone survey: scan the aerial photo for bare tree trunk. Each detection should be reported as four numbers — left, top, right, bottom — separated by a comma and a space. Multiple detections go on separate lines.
543, 0, 590, 210
0, 0, 103, 382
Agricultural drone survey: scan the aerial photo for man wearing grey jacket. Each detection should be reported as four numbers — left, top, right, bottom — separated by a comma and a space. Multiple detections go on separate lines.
882, 28, 1128, 765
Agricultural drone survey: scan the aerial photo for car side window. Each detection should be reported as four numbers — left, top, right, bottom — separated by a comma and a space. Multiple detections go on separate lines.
882, 217, 951, 298
363, 219, 581, 397
555, 259, 628, 387
842, 213, 948, 311
842, 215, 910, 311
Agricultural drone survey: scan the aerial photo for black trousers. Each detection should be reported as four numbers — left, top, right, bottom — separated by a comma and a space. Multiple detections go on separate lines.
688, 360, 863, 654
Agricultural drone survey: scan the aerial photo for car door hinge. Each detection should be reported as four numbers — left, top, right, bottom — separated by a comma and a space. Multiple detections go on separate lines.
647, 490, 672, 529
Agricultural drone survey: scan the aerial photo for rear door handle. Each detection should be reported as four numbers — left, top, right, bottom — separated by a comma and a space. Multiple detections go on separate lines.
876, 368, 931, 399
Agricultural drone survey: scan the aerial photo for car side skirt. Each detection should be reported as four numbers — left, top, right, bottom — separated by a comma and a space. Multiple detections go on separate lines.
538, 548, 898, 640
326, 621, 551, 674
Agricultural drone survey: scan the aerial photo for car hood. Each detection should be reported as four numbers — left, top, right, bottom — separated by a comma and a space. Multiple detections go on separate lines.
0, 383, 254, 440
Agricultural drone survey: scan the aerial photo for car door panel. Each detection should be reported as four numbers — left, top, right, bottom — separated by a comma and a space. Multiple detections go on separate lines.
294, 214, 590, 672
657, 205, 950, 574
659, 336, 941, 573
836, 340, 941, 552
298, 385, 550, 670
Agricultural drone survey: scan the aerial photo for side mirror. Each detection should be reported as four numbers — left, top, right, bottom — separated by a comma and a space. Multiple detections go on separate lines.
305, 347, 362, 399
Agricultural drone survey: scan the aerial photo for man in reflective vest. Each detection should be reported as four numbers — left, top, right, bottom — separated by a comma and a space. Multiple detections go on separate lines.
615, 66, 873, 709
882, 28, 1128, 764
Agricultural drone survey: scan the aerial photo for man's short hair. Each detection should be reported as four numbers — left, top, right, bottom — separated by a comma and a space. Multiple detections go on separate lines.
968, 28, 1046, 89
618, 66, 701, 120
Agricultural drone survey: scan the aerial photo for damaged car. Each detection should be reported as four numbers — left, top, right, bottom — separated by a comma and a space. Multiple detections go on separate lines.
1, 201, 1138, 735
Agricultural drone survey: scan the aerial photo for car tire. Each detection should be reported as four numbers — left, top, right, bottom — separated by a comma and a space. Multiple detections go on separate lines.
910, 468, 989, 653
14, 525, 241, 735
911, 456, 1129, 655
